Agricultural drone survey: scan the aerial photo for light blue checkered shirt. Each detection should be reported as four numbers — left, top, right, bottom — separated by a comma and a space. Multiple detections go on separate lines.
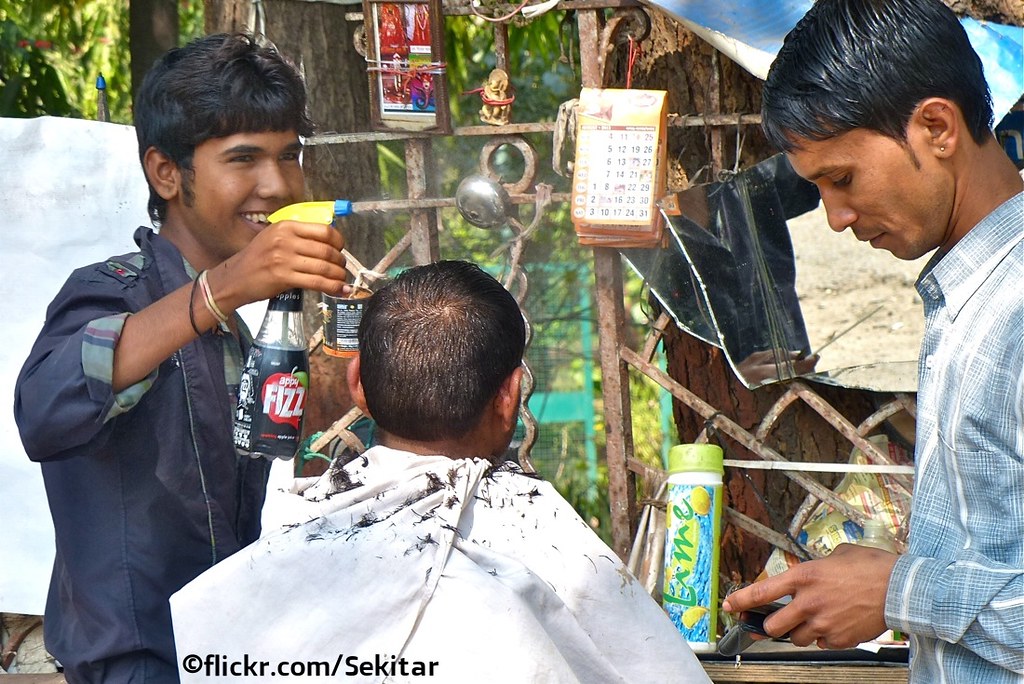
885, 192, 1024, 683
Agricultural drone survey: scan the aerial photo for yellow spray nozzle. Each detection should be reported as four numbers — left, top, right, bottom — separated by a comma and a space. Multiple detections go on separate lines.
268, 200, 353, 224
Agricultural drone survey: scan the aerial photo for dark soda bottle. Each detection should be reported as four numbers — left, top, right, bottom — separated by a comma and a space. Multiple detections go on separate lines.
233, 289, 309, 460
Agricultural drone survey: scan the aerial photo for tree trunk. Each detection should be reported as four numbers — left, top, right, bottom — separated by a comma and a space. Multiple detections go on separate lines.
204, 0, 251, 33
205, 0, 386, 474
130, 0, 178, 100
948, 0, 1024, 23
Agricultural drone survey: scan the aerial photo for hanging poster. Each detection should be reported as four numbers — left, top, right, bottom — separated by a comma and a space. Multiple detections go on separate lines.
364, 0, 451, 133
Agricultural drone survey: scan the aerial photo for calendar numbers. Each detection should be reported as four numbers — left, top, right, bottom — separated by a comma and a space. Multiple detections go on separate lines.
574, 124, 658, 225
571, 88, 666, 247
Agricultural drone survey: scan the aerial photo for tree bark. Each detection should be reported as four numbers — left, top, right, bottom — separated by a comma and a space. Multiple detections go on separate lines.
203, 0, 251, 34
130, 0, 178, 100
948, 0, 1024, 23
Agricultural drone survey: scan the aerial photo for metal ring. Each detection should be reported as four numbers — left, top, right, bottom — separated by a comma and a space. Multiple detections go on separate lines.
479, 135, 538, 195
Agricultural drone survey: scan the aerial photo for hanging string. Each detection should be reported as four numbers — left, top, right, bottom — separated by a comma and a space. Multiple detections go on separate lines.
364, 59, 447, 76
462, 85, 516, 107
625, 36, 642, 89
470, 0, 533, 23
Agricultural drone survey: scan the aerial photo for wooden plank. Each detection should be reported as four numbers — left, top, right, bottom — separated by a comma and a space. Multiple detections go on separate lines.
703, 662, 909, 683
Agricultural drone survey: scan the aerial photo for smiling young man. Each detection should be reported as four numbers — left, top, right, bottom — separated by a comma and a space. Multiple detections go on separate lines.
721, 1, 1023, 681
14, 34, 349, 683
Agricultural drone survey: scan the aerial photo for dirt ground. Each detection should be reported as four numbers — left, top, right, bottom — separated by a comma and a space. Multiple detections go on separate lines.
787, 203, 930, 390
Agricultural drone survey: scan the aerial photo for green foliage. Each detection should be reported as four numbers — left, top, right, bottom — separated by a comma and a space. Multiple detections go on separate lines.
444, 12, 578, 126
179, 0, 204, 46
546, 435, 612, 543
0, 0, 129, 120
0, 0, 203, 123
0, 18, 76, 117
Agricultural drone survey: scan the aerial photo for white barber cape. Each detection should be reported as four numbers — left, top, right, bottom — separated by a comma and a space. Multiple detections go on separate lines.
171, 446, 709, 683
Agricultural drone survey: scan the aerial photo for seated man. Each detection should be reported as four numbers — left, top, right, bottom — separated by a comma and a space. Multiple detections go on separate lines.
171, 260, 709, 683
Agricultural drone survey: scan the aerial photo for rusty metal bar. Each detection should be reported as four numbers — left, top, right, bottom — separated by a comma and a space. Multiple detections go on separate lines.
627, 456, 667, 489
857, 398, 914, 438
579, 6, 638, 561
754, 387, 802, 442
596, 249, 637, 560
639, 311, 671, 364
347, 192, 570, 213
896, 393, 917, 419
620, 347, 869, 526
670, 113, 761, 127
709, 50, 724, 174
789, 382, 893, 466
404, 138, 440, 264
307, 114, 763, 147
724, 507, 810, 559
494, 21, 510, 74
442, 0, 643, 14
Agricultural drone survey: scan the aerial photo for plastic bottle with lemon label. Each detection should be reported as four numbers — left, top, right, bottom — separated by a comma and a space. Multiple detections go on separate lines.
662, 443, 724, 652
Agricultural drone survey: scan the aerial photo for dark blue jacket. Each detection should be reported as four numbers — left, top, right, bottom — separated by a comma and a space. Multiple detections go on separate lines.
15, 228, 270, 683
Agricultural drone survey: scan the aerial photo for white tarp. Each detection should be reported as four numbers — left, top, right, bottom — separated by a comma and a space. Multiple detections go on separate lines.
172, 447, 710, 683
0, 116, 277, 615
0, 116, 147, 614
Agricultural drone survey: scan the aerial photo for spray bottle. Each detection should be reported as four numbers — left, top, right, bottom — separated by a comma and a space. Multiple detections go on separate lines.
232, 200, 351, 460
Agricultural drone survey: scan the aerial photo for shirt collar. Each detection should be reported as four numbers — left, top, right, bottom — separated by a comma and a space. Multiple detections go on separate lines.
916, 192, 1023, 320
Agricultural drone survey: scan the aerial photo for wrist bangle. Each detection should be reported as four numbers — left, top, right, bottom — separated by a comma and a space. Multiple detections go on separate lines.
198, 270, 230, 325
189, 275, 205, 337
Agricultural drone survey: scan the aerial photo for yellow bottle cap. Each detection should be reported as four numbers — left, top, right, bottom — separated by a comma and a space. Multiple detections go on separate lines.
667, 444, 724, 474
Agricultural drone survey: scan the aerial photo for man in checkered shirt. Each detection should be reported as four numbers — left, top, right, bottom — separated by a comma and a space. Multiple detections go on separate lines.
723, 1, 1023, 681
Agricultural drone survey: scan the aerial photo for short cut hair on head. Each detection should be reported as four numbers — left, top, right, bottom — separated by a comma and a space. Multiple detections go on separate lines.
357, 260, 526, 443
762, 0, 993, 152
134, 33, 314, 224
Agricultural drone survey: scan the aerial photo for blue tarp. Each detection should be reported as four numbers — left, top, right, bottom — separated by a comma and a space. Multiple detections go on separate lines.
644, 0, 1024, 125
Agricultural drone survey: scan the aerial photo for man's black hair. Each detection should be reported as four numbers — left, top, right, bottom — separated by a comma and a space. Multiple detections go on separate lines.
358, 260, 526, 443
134, 33, 314, 224
762, 0, 993, 151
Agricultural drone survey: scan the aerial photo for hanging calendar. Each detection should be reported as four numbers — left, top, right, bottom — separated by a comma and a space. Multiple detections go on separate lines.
571, 88, 668, 248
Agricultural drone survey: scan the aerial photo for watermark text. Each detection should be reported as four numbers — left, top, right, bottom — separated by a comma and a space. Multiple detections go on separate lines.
181, 653, 439, 678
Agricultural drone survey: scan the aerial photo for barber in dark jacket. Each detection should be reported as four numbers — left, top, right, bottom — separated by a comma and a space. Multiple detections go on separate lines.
14, 33, 350, 683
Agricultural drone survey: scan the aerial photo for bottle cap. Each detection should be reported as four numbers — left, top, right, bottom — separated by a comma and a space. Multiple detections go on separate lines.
334, 199, 353, 217
667, 444, 724, 475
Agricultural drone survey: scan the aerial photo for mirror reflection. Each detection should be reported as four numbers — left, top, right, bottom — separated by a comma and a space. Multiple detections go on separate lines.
623, 154, 927, 392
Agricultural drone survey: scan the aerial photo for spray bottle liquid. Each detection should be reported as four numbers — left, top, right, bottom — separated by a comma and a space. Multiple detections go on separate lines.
232, 200, 351, 460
